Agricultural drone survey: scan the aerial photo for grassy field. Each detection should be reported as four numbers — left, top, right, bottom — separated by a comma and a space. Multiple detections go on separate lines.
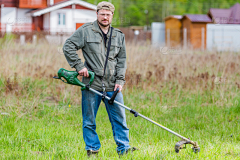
0, 39, 240, 159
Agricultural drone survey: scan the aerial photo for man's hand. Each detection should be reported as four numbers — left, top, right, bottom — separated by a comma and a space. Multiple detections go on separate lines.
78, 67, 89, 77
114, 84, 122, 93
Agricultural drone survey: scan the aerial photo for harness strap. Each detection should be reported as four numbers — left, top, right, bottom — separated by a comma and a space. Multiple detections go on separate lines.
102, 27, 113, 100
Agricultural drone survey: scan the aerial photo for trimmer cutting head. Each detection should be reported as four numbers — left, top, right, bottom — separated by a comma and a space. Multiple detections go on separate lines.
175, 139, 200, 153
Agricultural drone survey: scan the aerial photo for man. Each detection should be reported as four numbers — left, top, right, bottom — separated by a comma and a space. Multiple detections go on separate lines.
63, 1, 136, 157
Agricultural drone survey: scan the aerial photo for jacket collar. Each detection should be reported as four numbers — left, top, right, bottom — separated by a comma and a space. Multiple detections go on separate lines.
92, 20, 115, 37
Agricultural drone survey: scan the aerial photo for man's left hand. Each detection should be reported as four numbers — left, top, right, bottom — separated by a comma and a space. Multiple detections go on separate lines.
114, 84, 122, 93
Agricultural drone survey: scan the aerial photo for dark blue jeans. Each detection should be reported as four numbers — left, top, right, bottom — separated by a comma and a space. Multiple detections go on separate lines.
81, 89, 130, 153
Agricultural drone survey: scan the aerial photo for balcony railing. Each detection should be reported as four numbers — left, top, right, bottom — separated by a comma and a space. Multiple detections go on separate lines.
19, 0, 47, 8
0, 24, 6, 32
0, 23, 34, 32
12, 24, 35, 32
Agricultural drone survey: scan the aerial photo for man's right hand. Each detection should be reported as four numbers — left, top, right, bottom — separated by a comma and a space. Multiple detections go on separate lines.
78, 67, 89, 77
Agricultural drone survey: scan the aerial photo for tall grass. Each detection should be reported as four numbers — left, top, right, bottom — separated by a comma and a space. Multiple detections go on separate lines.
1, 40, 239, 105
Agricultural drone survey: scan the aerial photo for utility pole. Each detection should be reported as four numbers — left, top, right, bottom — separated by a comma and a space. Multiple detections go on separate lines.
144, 10, 148, 28
162, 2, 165, 22
120, 0, 123, 27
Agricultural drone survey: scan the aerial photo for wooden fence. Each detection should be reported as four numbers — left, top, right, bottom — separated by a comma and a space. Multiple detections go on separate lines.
118, 27, 151, 42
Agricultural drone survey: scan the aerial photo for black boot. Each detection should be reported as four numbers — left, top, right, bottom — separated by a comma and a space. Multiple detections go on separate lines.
118, 147, 139, 157
87, 150, 99, 157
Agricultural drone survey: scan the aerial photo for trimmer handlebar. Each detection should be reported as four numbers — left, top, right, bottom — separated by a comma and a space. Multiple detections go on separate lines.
108, 88, 119, 104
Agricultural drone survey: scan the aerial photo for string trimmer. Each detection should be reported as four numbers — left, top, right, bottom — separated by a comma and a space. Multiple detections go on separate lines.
53, 68, 200, 153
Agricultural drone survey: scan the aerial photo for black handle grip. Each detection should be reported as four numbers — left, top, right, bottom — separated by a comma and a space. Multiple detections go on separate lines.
108, 88, 119, 105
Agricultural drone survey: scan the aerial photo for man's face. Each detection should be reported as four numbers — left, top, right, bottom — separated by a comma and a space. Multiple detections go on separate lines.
97, 9, 114, 27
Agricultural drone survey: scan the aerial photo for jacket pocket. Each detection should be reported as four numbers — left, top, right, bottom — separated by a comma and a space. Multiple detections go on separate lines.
92, 68, 104, 77
86, 37, 102, 54
110, 69, 116, 83
107, 60, 117, 85
110, 39, 122, 58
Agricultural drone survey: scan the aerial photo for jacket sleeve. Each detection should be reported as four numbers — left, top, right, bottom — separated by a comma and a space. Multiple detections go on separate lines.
115, 34, 127, 87
62, 27, 85, 72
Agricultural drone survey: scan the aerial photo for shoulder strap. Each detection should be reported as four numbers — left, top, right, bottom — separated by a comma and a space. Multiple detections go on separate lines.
101, 27, 113, 96
102, 27, 113, 81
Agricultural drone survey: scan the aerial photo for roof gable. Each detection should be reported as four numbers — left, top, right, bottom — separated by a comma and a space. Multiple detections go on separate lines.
208, 3, 240, 24
29, 0, 97, 17
62, 4, 93, 10
165, 15, 182, 21
209, 8, 232, 24
230, 3, 240, 24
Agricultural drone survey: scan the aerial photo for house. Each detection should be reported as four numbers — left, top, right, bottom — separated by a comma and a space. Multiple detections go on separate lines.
164, 15, 182, 47
181, 14, 212, 49
0, 0, 97, 34
152, 3, 240, 51
208, 3, 240, 24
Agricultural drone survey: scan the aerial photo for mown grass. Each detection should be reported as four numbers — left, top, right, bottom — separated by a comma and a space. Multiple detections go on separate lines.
0, 39, 240, 159
1, 77, 239, 159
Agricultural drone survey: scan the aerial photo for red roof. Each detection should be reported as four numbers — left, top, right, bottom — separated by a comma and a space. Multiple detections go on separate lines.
28, 0, 70, 14
27, 0, 97, 17
184, 14, 212, 23
209, 3, 240, 24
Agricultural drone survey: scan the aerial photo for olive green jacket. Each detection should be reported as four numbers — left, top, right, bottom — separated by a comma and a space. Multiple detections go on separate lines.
62, 20, 127, 91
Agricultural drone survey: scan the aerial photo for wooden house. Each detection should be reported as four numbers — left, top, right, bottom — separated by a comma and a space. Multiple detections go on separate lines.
181, 14, 212, 49
164, 15, 182, 47
0, 0, 97, 33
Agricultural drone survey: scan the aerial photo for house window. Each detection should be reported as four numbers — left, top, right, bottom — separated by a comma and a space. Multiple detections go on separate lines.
50, 0, 54, 5
58, 13, 66, 25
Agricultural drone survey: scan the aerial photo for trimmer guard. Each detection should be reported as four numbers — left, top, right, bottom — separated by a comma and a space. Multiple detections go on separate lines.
175, 139, 200, 153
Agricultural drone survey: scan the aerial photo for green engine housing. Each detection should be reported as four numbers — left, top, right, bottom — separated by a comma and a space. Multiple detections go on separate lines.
56, 68, 95, 90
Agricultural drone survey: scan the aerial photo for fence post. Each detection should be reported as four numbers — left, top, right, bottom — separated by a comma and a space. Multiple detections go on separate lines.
32, 35, 37, 44
20, 35, 25, 45
6, 24, 12, 33
167, 29, 170, 47
202, 27, 205, 50
212, 29, 215, 51
134, 30, 139, 42
60, 33, 63, 45
183, 28, 187, 49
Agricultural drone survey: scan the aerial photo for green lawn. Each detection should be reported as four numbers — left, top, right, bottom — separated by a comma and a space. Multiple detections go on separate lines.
0, 78, 240, 159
